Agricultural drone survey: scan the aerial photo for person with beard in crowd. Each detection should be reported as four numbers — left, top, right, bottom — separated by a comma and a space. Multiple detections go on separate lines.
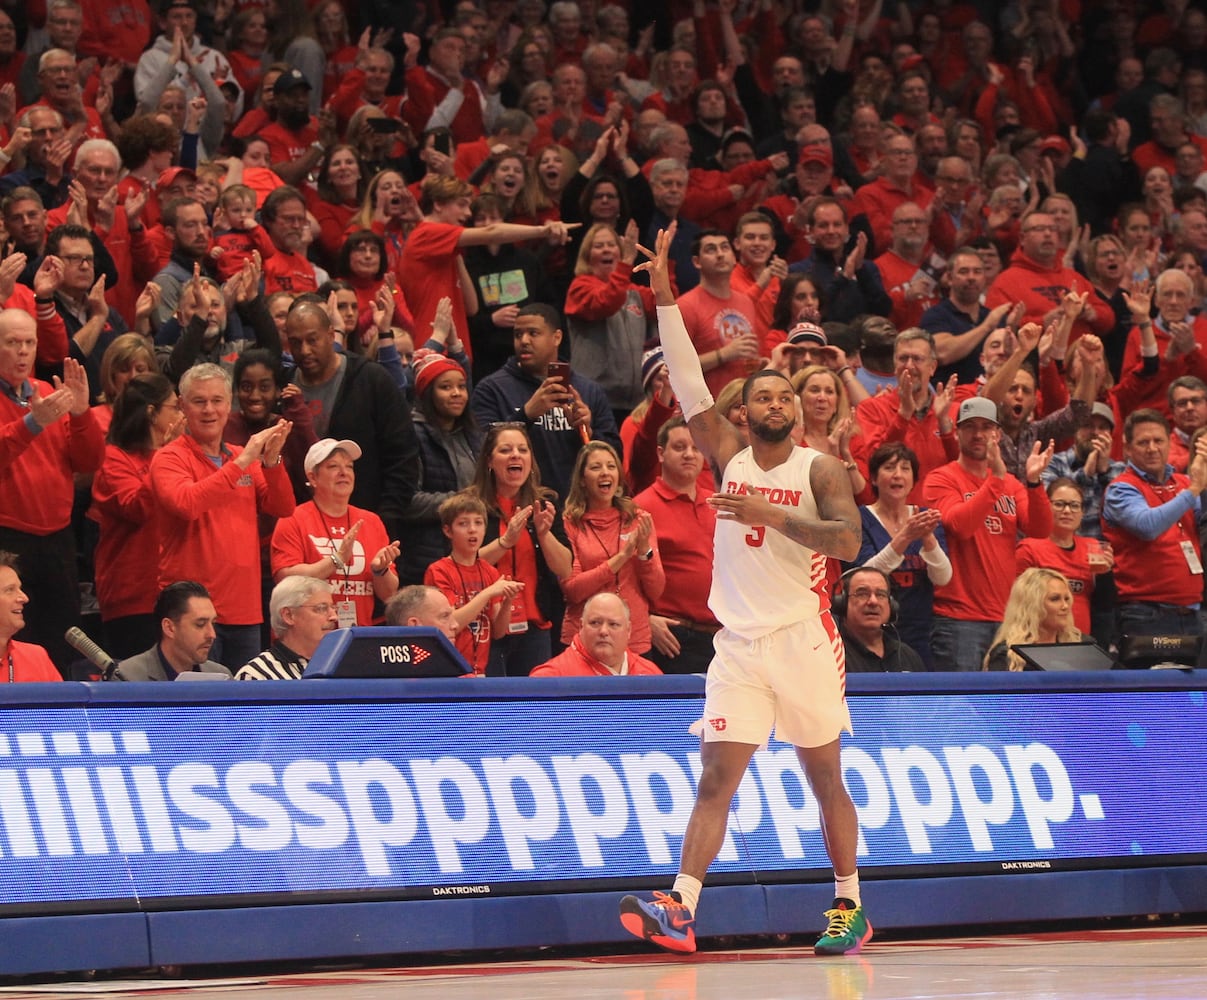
113, 580, 231, 681
150, 197, 214, 327
921, 248, 1017, 387
985, 210, 1111, 341
285, 301, 418, 549
261, 186, 322, 296
924, 395, 1054, 671
980, 325, 1098, 481
157, 264, 278, 382
471, 302, 619, 503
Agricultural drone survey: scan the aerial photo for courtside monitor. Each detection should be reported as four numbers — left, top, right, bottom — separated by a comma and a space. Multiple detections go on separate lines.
303, 627, 472, 679
1117, 634, 1204, 670
1011, 641, 1118, 671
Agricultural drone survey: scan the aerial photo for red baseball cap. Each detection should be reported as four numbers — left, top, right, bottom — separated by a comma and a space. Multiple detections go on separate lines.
158, 166, 197, 189
799, 147, 833, 169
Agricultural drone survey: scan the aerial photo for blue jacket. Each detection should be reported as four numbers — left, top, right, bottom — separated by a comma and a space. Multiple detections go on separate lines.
470, 357, 621, 502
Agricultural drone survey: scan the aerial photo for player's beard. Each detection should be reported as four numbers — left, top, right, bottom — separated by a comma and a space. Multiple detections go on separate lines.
749, 413, 795, 443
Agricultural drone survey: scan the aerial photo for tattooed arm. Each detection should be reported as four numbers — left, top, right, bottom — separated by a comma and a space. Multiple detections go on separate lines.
706, 453, 862, 561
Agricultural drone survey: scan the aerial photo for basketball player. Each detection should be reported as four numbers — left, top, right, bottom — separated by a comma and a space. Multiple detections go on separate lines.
618, 223, 870, 956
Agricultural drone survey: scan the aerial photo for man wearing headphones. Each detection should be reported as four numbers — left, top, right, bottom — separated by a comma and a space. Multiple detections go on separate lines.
833, 566, 925, 673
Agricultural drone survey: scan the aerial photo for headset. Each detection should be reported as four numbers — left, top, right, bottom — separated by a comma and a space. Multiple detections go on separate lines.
831, 566, 899, 625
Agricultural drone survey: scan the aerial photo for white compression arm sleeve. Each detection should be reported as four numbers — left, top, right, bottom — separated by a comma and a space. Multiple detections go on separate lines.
657, 304, 715, 420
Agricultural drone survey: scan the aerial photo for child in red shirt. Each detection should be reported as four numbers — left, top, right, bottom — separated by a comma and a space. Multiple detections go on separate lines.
210, 184, 277, 282
424, 494, 525, 674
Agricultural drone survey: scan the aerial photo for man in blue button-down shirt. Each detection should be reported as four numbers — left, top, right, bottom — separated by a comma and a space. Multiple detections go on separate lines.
1103, 409, 1207, 640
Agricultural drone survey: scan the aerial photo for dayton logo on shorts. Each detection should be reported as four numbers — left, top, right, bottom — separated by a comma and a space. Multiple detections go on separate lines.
708, 717, 727, 732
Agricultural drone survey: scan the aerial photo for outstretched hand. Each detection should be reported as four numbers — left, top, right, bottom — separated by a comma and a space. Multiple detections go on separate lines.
634, 221, 677, 304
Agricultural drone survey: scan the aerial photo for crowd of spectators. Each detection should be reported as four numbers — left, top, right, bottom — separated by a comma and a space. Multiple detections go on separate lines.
5, 0, 1207, 680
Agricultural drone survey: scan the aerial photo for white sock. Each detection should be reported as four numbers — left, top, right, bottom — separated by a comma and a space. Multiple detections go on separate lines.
672, 873, 703, 916
834, 871, 860, 907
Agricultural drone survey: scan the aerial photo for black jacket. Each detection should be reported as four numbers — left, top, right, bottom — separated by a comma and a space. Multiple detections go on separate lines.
316, 352, 420, 544
398, 410, 484, 584
470, 357, 621, 503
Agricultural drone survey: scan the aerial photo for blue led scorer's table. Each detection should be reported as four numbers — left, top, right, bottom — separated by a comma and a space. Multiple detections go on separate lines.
0, 671, 1204, 976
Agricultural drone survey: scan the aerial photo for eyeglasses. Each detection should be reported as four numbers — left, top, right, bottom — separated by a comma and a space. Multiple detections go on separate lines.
1051, 500, 1083, 511
850, 588, 891, 601
894, 218, 927, 226
298, 603, 334, 614
60, 254, 94, 266
1023, 224, 1059, 233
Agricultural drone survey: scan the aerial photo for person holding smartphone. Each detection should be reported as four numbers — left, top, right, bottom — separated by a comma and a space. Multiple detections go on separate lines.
471, 301, 621, 504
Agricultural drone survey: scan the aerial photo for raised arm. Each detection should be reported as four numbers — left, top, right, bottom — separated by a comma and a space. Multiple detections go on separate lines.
638, 223, 743, 469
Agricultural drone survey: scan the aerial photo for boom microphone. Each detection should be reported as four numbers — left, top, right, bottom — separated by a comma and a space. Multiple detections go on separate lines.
65, 627, 118, 681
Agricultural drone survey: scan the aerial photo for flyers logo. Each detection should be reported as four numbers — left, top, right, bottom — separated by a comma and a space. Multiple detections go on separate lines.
708, 718, 727, 732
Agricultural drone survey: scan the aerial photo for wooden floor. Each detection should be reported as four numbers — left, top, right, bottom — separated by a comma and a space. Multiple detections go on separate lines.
2, 924, 1205, 999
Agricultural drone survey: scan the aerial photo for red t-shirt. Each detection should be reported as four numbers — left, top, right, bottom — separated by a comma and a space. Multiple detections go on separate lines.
425, 555, 502, 674
924, 461, 1052, 622
874, 249, 942, 331
398, 220, 471, 359
1016, 535, 1097, 634
261, 120, 319, 168
677, 284, 763, 397
212, 225, 276, 282
271, 501, 391, 626
79, 0, 153, 66
264, 249, 318, 295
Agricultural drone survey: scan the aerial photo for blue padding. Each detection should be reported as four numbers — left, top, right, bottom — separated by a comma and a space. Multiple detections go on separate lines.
82, 673, 711, 704
0, 913, 150, 976
766, 866, 1207, 931
1, 670, 1204, 976
0, 681, 95, 706
146, 886, 772, 965
63, 668, 1206, 706
845, 669, 1207, 694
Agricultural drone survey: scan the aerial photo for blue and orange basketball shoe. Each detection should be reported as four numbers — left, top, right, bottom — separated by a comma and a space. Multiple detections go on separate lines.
619, 890, 697, 954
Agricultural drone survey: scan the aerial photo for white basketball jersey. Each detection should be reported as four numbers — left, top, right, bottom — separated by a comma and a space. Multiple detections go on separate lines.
708, 445, 829, 638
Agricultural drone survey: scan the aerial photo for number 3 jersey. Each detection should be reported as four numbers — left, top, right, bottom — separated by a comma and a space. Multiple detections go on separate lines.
709, 446, 829, 639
